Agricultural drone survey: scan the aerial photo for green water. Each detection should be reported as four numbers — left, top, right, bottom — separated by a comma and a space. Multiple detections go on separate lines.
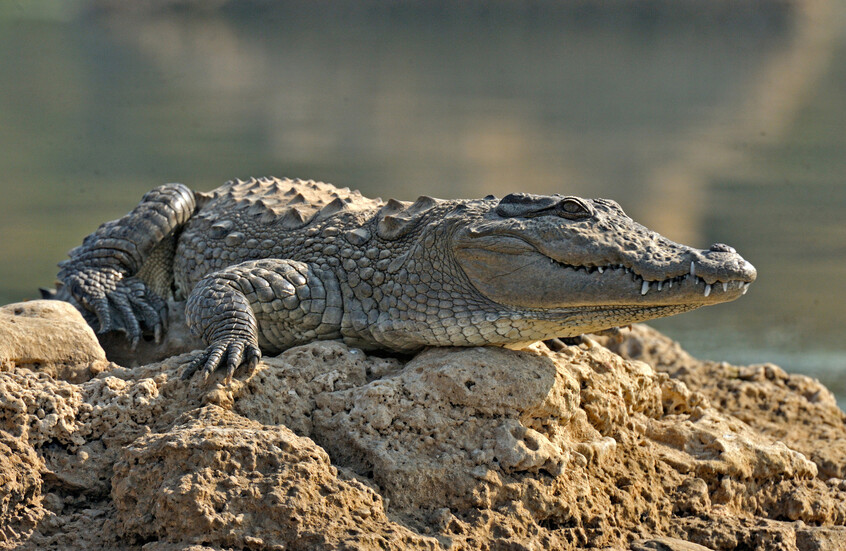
1, 2, 844, 404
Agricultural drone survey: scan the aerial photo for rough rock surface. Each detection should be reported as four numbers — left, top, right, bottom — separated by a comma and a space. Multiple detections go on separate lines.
603, 325, 846, 481
0, 301, 111, 382
0, 301, 844, 550
112, 405, 436, 550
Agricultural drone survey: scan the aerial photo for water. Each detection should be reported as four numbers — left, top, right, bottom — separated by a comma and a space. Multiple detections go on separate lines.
1, 1, 844, 405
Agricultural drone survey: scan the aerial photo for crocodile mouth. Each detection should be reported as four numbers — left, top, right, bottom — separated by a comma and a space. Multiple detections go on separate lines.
547, 258, 752, 299
454, 235, 756, 310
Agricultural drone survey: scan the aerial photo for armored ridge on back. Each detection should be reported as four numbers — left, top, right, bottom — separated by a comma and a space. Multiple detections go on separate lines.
52, 177, 757, 381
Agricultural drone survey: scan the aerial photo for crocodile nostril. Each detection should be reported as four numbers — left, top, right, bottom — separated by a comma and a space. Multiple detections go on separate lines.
709, 243, 736, 254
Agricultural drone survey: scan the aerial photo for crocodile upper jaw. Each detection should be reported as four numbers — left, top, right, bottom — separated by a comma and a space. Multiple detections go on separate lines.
454, 239, 756, 310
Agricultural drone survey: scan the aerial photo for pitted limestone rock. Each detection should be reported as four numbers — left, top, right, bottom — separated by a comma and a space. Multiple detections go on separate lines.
0, 430, 44, 537
2, 332, 846, 549
51, 177, 756, 380
233, 340, 402, 436
299, 342, 830, 525
111, 405, 438, 550
0, 369, 84, 449
309, 344, 585, 512
646, 410, 817, 481
604, 324, 846, 480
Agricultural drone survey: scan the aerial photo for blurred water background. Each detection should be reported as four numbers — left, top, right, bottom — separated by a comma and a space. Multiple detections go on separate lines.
1, 1, 844, 404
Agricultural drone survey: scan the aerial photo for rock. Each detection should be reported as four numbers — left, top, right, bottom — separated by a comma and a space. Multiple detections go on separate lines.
0, 430, 45, 543
0, 301, 110, 382
309, 344, 593, 511
0, 321, 844, 550
112, 405, 437, 550
632, 537, 716, 551
233, 341, 401, 436
795, 527, 846, 551
603, 324, 846, 480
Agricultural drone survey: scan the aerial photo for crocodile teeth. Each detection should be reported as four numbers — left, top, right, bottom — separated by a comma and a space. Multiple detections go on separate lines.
598, 267, 604, 274
657, 281, 663, 291
742, 283, 750, 295
722, 282, 728, 292
690, 262, 696, 277
668, 280, 673, 288
704, 284, 712, 297
641, 280, 649, 296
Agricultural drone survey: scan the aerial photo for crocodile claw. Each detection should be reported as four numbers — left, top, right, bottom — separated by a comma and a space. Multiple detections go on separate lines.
66, 271, 167, 346
182, 339, 261, 384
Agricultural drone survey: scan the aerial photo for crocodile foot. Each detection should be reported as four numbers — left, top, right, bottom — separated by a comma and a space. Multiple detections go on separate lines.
64, 270, 167, 349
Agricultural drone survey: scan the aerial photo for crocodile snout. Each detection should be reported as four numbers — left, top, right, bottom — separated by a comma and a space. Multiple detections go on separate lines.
693, 246, 757, 285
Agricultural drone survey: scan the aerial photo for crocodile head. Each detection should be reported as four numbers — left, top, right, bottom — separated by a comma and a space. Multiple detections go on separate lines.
451, 192, 756, 333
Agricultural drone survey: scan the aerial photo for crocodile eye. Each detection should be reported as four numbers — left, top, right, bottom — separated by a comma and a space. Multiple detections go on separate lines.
496, 193, 593, 219
558, 198, 592, 219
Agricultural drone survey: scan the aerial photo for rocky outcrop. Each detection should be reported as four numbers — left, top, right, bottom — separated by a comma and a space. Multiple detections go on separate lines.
0, 301, 844, 550
112, 406, 437, 550
604, 325, 846, 481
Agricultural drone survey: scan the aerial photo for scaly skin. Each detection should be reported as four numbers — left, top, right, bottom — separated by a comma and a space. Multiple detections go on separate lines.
54, 177, 757, 381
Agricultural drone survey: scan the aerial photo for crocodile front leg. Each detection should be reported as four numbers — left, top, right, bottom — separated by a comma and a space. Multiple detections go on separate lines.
183, 259, 342, 382
59, 183, 196, 347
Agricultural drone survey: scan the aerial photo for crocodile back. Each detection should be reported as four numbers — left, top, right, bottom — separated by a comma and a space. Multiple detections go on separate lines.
174, 177, 386, 297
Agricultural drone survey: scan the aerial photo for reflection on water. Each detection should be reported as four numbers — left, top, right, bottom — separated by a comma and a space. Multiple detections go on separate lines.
0, 1, 844, 403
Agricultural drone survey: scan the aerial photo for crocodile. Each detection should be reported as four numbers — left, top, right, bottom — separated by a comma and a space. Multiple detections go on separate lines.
53, 177, 756, 381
